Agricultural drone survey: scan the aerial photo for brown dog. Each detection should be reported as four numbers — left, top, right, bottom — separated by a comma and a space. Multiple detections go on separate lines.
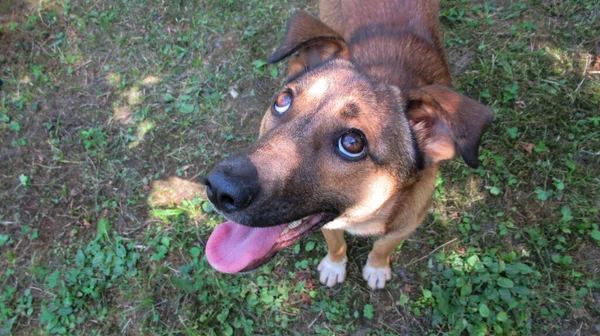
204, 0, 493, 289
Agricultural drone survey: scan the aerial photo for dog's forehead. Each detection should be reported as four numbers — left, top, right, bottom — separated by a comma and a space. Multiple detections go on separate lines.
290, 67, 411, 138
297, 65, 371, 93
290, 65, 386, 117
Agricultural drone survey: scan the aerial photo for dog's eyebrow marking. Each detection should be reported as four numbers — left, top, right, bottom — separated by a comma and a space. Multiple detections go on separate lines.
307, 77, 330, 99
341, 103, 360, 119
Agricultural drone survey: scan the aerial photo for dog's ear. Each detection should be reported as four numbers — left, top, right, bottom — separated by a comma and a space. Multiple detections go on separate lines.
268, 12, 349, 78
407, 85, 493, 168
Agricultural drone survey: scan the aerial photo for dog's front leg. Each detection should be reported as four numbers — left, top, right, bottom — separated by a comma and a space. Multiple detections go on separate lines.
363, 234, 408, 290
317, 228, 347, 287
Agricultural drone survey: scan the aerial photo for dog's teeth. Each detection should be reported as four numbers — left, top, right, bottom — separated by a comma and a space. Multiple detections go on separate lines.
284, 216, 310, 233
289, 220, 301, 229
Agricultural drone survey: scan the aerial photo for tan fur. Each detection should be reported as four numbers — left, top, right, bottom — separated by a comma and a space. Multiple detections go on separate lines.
321, 229, 347, 263
322, 163, 439, 276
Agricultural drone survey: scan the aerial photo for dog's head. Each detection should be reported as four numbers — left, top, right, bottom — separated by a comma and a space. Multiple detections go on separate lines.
204, 12, 493, 273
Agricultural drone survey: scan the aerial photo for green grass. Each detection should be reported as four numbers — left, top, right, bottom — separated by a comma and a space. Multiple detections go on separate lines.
1, 0, 599, 334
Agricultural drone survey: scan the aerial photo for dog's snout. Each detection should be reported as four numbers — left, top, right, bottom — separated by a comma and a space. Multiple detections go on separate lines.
204, 156, 260, 213
204, 173, 252, 212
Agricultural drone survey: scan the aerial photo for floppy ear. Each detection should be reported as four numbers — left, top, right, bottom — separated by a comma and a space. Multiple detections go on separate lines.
267, 12, 350, 78
407, 85, 493, 168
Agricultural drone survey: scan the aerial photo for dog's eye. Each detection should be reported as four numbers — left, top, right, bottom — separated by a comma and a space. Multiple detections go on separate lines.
273, 91, 292, 114
338, 130, 367, 159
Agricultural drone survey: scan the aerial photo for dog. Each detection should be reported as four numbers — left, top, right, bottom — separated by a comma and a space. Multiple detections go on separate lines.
203, 0, 493, 289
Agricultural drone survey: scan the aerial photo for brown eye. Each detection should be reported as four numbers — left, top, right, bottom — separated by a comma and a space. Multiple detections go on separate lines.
338, 130, 366, 159
274, 91, 292, 114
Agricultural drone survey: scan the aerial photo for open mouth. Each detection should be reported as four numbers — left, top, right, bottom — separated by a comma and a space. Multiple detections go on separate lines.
206, 212, 337, 273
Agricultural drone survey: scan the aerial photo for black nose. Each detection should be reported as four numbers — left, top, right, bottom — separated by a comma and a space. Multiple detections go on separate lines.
204, 156, 260, 213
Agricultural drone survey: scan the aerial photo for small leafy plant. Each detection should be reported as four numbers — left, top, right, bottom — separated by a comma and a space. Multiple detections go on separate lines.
80, 126, 107, 156
414, 248, 544, 335
39, 221, 140, 334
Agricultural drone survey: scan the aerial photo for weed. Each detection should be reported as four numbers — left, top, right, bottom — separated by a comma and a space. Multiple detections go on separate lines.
79, 126, 107, 156
18, 174, 30, 187
412, 248, 547, 335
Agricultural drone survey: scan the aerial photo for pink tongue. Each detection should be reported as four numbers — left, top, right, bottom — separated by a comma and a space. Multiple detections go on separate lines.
206, 221, 286, 273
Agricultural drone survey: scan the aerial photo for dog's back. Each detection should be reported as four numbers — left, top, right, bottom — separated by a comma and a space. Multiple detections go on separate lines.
320, 0, 450, 88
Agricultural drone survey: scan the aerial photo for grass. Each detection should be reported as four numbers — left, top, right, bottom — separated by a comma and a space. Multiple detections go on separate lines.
1, 0, 599, 334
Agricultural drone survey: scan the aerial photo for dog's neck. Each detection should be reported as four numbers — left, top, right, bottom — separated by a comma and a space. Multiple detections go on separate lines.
325, 0, 451, 88
348, 25, 451, 89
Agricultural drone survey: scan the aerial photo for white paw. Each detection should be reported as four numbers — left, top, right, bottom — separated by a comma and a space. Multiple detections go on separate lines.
362, 263, 391, 290
317, 255, 347, 287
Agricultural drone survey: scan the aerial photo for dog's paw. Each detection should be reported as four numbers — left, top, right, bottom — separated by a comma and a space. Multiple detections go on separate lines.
317, 255, 347, 287
362, 263, 391, 290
